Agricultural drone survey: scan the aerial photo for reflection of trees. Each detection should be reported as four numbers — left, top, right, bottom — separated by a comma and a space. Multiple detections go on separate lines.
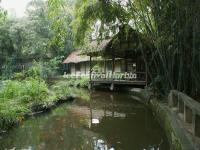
68, 88, 90, 102
0, 105, 94, 150
0, 89, 169, 150
36, 107, 95, 150
88, 91, 168, 150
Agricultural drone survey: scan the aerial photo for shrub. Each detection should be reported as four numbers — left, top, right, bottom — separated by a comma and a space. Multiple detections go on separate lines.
21, 78, 49, 104
0, 80, 22, 100
50, 81, 70, 99
92, 64, 101, 72
62, 78, 89, 88
25, 58, 62, 80
0, 74, 78, 130
79, 78, 89, 88
12, 72, 26, 81
0, 78, 49, 104
26, 61, 41, 79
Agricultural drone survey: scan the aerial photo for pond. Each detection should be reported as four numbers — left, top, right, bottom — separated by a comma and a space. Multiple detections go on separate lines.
0, 89, 169, 150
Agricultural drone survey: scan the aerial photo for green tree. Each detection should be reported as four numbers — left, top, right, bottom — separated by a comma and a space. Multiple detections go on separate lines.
72, 0, 200, 98
0, 1, 6, 24
47, 0, 75, 56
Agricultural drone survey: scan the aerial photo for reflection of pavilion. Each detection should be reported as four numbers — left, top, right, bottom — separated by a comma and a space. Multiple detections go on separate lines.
70, 91, 164, 149
89, 95, 126, 127
88, 93, 164, 150
88, 94, 148, 127
93, 137, 115, 150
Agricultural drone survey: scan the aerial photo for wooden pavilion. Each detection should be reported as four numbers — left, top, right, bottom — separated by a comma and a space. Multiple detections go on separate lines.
83, 25, 152, 90
63, 50, 90, 76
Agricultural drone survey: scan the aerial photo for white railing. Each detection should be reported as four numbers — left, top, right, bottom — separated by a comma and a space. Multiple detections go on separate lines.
90, 72, 147, 82
168, 90, 200, 138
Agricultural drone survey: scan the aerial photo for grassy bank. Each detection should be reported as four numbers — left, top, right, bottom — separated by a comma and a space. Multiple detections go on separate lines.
53, 77, 89, 88
0, 76, 90, 131
0, 75, 89, 131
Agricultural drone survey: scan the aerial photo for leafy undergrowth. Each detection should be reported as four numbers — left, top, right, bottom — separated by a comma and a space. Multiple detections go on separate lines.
62, 77, 89, 88
0, 77, 89, 130
0, 77, 72, 130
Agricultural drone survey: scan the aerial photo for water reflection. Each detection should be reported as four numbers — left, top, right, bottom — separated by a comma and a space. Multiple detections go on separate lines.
93, 138, 115, 150
0, 89, 169, 150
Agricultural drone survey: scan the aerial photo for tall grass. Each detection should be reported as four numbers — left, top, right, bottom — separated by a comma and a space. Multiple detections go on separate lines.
0, 78, 49, 104
0, 68, 89, 130
0, 76, 86, 130
0, 78, 52, 130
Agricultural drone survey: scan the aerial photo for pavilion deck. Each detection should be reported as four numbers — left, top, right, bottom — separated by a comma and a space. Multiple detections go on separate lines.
89, 72, 147, 90
90, 80, 146, 86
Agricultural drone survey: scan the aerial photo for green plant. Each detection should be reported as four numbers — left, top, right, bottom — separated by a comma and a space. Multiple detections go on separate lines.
42, 57, 61, 78
92, 64, 101, 73
26, 61, 42, 79
0, 78, 49, 102
79, 78, 89, 88
21, 78, 49, 104
50, 81, 70, 99
0, 77, 53, 129
12, 72, 26, 81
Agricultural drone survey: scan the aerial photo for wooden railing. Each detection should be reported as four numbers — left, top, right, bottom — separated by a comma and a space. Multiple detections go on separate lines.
168, 90, 200, 138
91, 71, 147, 82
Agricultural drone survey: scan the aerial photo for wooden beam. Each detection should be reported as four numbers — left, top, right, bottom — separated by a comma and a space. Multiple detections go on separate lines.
145, 64, 148, 87
104, 59, 107, 79
112, 55, 115, 76
85, 62, 87, 75
89, 56, 92, 81
75, 64, 76, 76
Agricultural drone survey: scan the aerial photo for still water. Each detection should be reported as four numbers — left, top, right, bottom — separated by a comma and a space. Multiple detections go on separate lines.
0, 89, 169, 150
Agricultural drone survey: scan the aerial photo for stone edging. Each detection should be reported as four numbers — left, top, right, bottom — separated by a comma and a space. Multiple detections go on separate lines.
130, 89, 196, 150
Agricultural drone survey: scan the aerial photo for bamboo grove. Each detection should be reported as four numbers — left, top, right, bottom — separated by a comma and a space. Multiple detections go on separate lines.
0, 0, 199, 99
73, 0, 200, 99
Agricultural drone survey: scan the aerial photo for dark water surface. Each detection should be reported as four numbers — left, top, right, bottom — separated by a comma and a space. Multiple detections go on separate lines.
0, 89, 169, 150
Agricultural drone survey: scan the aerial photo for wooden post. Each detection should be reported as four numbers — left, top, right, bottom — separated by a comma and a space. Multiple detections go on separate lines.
104, 59, 106, 79
110, 83, 114, 91
112, 57, 115, 73
85, 62, 87, 75
89, 55, 92, 81
145, 63, 148, 87
111, 95, 114, 117
112, 55, 115, 80
124, 51, 128, 72
145, 72, 148, 86
75, 64, 76, 77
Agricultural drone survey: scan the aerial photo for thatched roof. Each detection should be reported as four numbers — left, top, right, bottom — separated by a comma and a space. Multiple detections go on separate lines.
81, 25, 152, 57
90, 39, 112, 51
80, 39, 112, 56
63, 51, 90, 64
